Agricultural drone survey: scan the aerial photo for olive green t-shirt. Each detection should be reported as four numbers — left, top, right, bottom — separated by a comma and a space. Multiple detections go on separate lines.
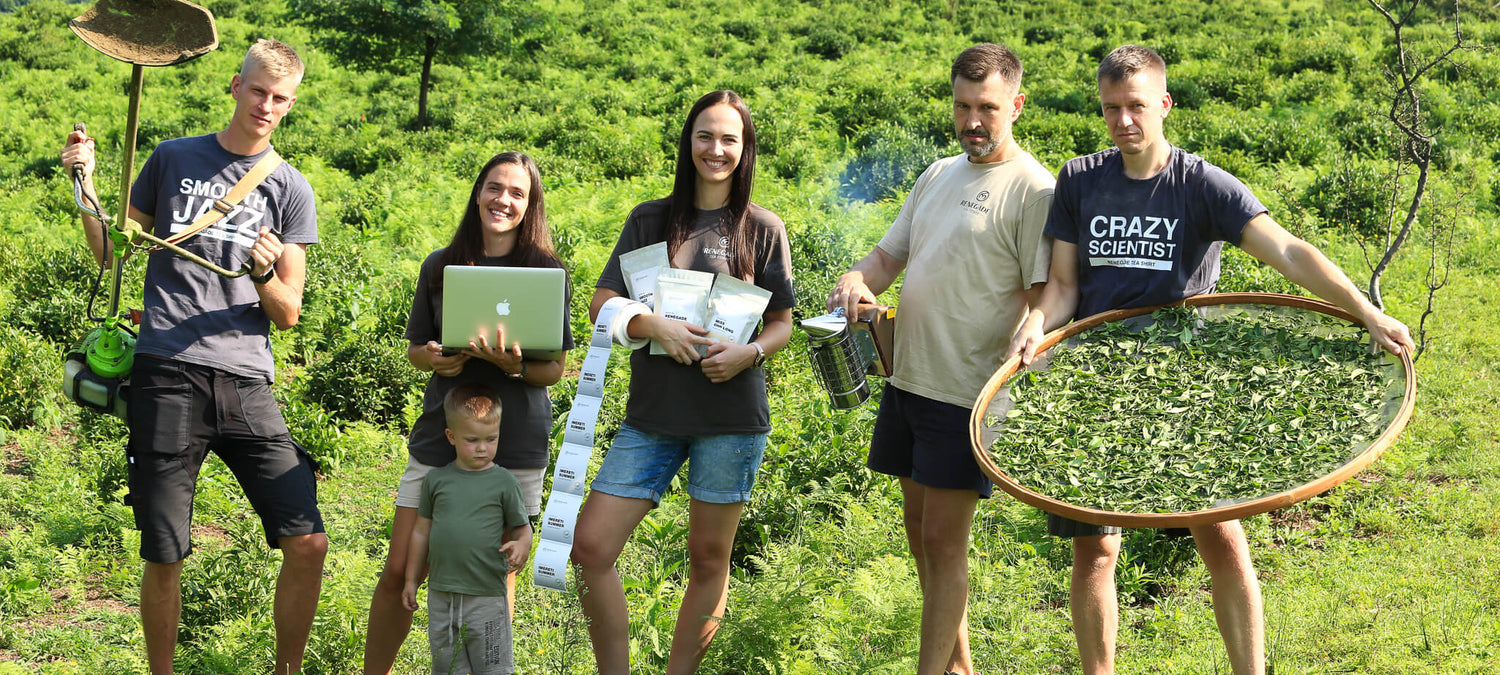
418, 463, 530, 597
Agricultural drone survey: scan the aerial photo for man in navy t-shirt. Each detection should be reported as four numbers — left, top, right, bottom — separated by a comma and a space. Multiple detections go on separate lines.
60, 40, 325, 675
1008, 45, 1413, 675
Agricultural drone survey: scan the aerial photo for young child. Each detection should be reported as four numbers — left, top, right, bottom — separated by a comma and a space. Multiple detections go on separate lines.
402, 383, 533, 675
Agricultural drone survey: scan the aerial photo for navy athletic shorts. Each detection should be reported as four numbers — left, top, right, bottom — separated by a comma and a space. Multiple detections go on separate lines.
868, 385, 993, 497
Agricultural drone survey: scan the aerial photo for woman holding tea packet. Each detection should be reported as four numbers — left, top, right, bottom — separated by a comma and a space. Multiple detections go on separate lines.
571, 90, 796, 674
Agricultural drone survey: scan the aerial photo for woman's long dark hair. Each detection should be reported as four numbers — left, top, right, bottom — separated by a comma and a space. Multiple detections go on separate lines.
436, 152, 562, 288
666, 90, 759, 280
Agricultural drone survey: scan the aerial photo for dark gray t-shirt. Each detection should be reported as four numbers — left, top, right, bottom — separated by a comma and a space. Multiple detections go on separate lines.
1044, 146, 1267, 319
596, 200, 796, 436
129, 134, 318, 381
405, 249, 575, 469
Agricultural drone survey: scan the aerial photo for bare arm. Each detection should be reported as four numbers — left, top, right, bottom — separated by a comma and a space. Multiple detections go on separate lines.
1237, 214, 1413, 355
700, 307, 794, 384
588, 287, 713, 365
61, 129, 149, 266
401, 516, 433, 611
826, 246, 905, 319
253, 237, 307, 330
500, 523, 533, 569
1007, 240, 1080, 364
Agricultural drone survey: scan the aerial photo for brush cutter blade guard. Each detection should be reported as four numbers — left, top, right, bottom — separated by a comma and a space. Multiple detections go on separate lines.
69, 0, 218, 67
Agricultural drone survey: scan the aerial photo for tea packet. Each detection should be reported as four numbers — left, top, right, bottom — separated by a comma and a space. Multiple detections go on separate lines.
697, 273, 772, 358
650, 268, 715, 356
619, 242, 669, 308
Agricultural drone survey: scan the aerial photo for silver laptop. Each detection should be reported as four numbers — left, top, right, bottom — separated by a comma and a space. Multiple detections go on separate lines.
441, 266, 567, 360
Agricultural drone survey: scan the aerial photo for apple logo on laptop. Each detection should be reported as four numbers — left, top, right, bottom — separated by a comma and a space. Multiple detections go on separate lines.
495, 300, 511, 316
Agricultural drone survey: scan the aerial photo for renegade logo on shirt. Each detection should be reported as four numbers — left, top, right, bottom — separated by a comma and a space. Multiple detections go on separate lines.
959, 190, 992, 215
701, 234, 733, 262
1086, 215, 1179, 271
169, 178, 268, 248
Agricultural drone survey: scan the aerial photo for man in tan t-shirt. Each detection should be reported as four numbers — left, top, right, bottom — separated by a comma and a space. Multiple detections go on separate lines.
828, 43, 1054, 675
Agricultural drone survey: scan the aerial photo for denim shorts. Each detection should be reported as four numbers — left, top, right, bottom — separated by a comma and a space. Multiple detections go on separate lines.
590, 424, 767, 504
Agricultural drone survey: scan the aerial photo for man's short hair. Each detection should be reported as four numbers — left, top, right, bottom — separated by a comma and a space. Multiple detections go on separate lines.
241, 38, 304, 81
443, 383, 502, 428
951, 43, 1023, 92
1097, 44, 1167, 87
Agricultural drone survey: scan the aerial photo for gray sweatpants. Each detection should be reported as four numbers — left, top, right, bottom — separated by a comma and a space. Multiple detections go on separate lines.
427, 589, 513, 675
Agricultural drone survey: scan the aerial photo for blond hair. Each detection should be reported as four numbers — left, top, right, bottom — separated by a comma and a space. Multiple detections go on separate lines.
241, 39, 304, 82
443, 383, 502, 428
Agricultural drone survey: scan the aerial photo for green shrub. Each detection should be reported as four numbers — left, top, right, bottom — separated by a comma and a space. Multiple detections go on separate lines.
804, 28, 855, 60
1303, 161, 1394, 238
0, 242, 106, 348
0, 325, 63, 429
302, 339, 423, 429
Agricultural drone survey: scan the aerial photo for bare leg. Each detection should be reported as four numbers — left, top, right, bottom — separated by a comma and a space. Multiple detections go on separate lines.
665, 499, 746, 675
273, 533, 328, 674
363, 506, 420, 675
1071, 533, 1121, 675
142, 560, 184, 675
571, 493, 654, 675
506, 567, 518, 622
897, 478, 975, 675
1190, 520, 1264, 675
909, 483, 979, 675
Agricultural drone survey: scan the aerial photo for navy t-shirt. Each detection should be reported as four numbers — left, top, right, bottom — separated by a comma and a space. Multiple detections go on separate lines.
1044, 146, 1267, 319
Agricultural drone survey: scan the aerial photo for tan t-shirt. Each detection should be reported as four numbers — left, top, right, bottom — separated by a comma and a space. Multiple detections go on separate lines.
877, 152, 1054, 409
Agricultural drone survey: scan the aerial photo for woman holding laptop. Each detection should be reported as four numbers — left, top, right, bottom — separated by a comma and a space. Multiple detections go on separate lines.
362, 152, 573, 673
572, 90, 796, 674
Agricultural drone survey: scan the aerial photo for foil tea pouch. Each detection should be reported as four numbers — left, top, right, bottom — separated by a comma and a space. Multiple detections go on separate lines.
651, 268, 715, 356
619, 242, 669, 308
697, 273, 772, 357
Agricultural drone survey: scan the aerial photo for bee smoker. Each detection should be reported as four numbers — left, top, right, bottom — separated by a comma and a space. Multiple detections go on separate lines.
797, 305, 895, 410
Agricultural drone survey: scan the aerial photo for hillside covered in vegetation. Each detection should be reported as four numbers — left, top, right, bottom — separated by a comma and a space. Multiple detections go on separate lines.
0, 0, 1497, 672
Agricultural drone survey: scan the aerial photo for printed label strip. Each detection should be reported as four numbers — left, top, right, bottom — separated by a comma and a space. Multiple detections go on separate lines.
533, 296, 642, 592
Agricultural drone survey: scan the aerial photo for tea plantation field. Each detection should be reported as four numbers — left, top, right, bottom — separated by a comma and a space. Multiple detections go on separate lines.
0, 0, 1497, 672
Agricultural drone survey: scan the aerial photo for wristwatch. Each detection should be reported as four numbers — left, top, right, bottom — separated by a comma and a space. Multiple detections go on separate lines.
751, 342, 767, 368
507, 361, 527, 380
250, 267, 275, 285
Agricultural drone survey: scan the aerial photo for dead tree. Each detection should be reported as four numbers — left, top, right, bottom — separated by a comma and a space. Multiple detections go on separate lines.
1360, 0, 1485, 359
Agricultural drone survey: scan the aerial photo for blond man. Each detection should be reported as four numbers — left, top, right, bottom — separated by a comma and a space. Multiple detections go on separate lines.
59, 39, 325, 675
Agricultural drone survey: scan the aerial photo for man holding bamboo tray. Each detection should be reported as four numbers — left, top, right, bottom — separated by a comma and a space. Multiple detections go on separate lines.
1007, 45, 1414, 675
829, 43, 1055, 675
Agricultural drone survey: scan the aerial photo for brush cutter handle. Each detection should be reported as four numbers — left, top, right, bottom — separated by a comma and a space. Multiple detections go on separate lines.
71, 123, 87, 180
68, 123, 111, 223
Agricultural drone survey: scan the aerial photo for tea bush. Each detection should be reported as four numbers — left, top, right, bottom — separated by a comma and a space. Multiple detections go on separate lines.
0, 241, 107, 348
301, 338, 423, 429
0, 325, 62, 429
1302, 161, 1393, 238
